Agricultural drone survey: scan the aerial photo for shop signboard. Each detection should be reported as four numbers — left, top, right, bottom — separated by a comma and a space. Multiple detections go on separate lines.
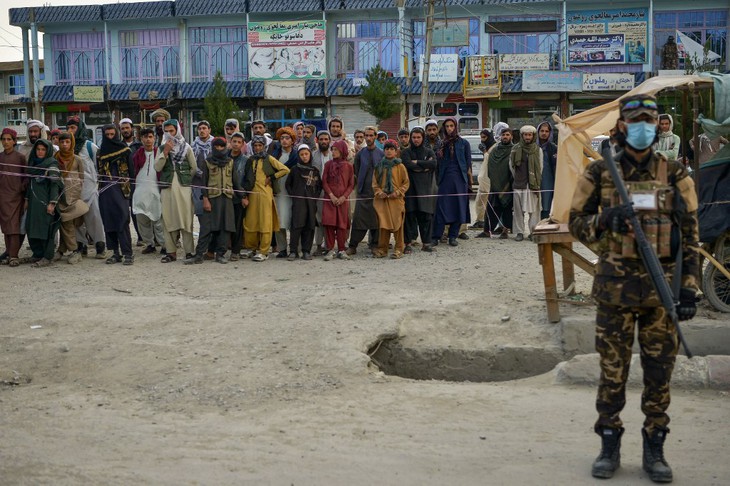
247, 20, 326, 80
583, 72, 635, 91
568, 34, 626, 64
522, 70, 583, 92
432, 19, 469, 47
419, 54, 459, 82
567, 7, 648, 64
498, 53, 550, 71
467, 55, 498, 82
464, 55, 499, 98
73, 86, 104, 103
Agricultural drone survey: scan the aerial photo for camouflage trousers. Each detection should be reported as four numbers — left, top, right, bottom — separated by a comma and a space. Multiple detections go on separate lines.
594, 303, 679, 435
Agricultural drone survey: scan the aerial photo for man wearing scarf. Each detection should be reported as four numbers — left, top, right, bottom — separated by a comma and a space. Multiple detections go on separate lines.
66, 116, 107, 258
185, 137, 240, 264
25, 139, 63, 267
132, 128, 166, 255
293, 121, 305, 146
54, 132, 88, 264
155, 119, 197, 262
150, 108, 171, 148
268, 126, 300, 258
97, 124, 135, 264
431, 117, 471, 247
537, 121, 558, 219
191, 120, 214, 241
191, 120, 213, 162
373, 139, 410, 259
223, 119, 240, 147
18, 119, 45, 159
229, 132, 249, 260
241, 135, 289, 262
347, 126, 382, 256
401, 126, 437, 253
481, 123, 513, 238
509, 125, 542, 241
0, 128, 27, 266
653, 114, 681, 161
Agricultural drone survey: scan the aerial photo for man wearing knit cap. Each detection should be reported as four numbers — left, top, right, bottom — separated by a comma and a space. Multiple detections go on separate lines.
509, 125, 542, 241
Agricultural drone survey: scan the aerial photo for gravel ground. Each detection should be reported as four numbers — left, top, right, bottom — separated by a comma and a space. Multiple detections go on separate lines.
1, 217, 728, 485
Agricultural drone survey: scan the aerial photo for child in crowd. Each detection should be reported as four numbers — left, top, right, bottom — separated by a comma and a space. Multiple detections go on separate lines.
372, 139, 410, 259
285, 145, 322, 261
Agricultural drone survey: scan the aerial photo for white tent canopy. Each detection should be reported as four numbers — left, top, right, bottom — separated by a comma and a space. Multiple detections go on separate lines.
551, 75, 711, 223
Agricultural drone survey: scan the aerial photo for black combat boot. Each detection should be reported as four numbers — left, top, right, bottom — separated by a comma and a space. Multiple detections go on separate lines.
592, 427, 624, 479
642, 429, 673, 483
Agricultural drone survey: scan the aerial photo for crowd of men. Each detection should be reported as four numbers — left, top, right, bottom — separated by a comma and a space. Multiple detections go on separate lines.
2, 103, 711, 269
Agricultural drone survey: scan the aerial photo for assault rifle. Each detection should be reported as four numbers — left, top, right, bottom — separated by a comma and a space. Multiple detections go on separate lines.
587, 145, 693, 358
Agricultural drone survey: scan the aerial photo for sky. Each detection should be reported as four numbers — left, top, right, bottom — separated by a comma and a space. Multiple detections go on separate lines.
0, 0, 168, 62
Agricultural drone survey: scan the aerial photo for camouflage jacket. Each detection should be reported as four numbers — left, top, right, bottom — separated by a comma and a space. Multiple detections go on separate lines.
569, 150, 699, 307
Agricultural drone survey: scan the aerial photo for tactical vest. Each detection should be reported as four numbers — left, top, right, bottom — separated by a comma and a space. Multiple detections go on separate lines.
160, 154, 193, 187
600, 155, 675, 259
206, 159, 234, 198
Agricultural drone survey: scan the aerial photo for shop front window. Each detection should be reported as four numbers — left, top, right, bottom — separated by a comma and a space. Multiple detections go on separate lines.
120, 29, 180, 83
53, 32, 107, 85
190, 27, 248, 81
336, 21, 400, 78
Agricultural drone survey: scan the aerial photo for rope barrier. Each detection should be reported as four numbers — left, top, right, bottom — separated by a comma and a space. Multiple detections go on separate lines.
3, 167, 729, 208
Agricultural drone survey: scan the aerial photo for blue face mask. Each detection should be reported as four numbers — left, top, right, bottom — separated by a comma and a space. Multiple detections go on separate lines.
625, 121, 657, 150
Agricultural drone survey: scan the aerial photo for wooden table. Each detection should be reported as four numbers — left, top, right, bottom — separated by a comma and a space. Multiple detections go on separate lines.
531, 223, 596, 323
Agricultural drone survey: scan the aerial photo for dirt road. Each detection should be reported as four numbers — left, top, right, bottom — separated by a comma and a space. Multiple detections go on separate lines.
1, 229, 728, 485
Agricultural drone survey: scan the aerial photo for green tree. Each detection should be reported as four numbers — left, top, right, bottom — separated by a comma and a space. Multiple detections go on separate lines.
203, 71, 240, 137
359, 66, 402, 124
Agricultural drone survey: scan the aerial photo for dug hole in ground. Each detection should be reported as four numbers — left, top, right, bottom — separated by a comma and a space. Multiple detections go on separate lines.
1, 206, 728, 484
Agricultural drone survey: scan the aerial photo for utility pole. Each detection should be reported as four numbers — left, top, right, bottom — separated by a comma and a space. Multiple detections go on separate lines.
29, 8, 42, 120
419, 0, 435, 125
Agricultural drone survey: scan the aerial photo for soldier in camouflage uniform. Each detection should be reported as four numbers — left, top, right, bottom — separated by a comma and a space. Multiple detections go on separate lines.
661, 36, 679, 70
569, 94, 699, 483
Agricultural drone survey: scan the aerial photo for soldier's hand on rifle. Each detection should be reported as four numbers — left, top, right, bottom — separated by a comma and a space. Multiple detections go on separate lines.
677, 288, 698, 321
598, 206, 631, 234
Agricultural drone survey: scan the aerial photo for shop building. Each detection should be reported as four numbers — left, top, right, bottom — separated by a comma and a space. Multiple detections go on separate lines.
8, 0, 728, 141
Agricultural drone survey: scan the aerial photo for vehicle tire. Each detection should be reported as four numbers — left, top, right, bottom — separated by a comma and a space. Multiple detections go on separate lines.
703, 263, 730, 313
703, 232, 730, 313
